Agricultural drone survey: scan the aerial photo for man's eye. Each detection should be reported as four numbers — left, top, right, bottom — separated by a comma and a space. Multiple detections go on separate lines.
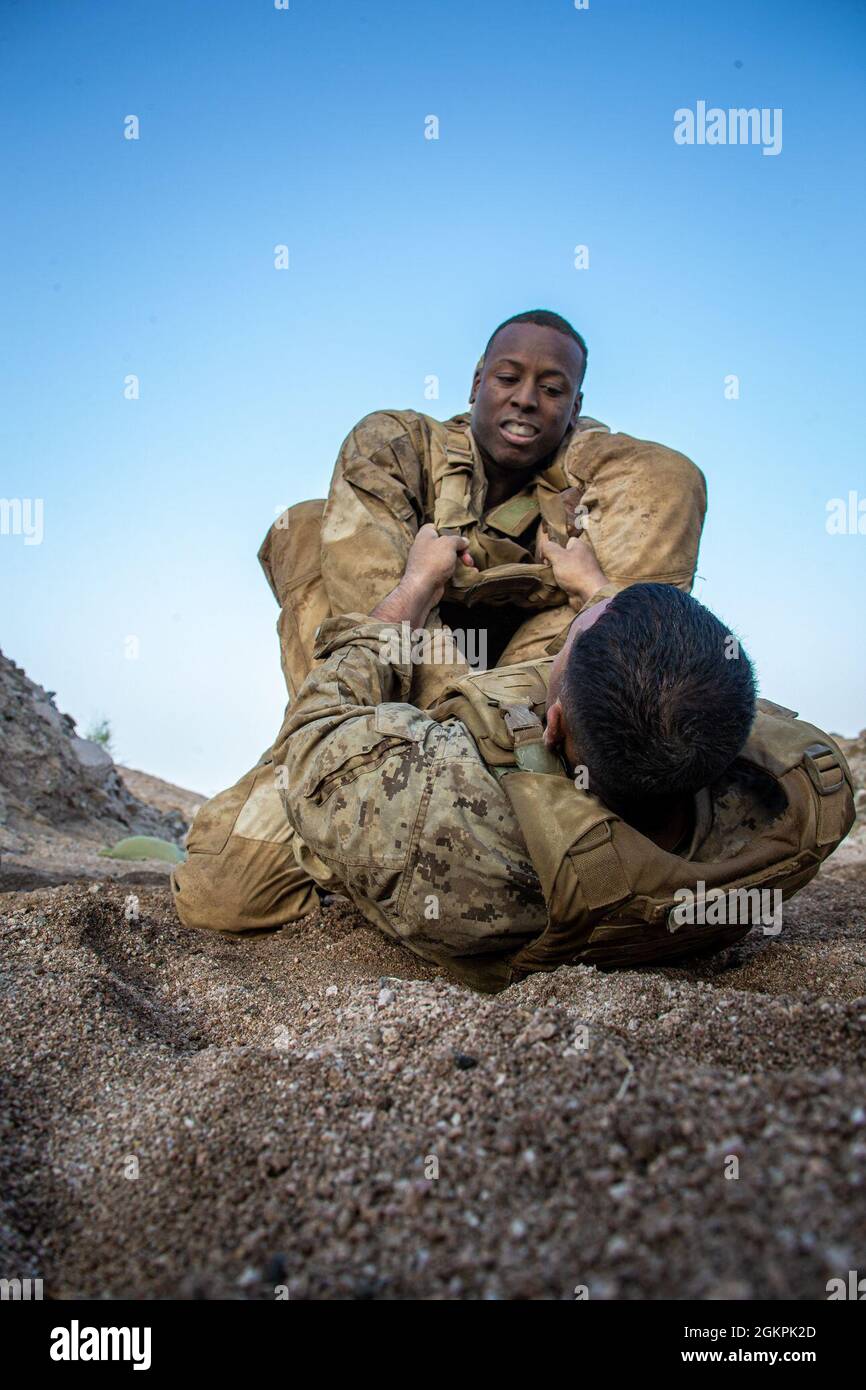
496, 375, 518, 383
544, 387, 563, 397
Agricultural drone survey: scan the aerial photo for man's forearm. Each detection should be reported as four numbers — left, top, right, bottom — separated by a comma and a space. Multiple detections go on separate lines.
371, 526, 470, 627
371, 578, 436, 629
271, 614, 415, 822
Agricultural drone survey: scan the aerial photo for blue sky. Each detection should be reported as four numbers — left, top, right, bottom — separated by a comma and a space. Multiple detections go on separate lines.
2, 0, 864, 795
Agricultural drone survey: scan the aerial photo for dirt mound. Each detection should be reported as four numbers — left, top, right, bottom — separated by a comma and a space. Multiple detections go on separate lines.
834, 729, 866, 788
2, 644, 864, 1298
117, 767, 205, 828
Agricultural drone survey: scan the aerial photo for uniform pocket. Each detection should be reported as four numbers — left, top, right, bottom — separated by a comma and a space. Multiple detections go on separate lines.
301, 725, 407, 806
374, 702, 428, 740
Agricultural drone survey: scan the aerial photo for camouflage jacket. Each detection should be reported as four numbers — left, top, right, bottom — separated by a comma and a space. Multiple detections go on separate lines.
274, 615, 762, 973
320, 410, 706, 620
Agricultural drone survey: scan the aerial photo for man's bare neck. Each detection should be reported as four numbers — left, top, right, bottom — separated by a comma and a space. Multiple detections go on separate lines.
481, 454, 542, 511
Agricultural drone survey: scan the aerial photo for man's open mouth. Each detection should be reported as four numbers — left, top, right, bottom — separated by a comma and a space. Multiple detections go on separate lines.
499, 419, 540, 444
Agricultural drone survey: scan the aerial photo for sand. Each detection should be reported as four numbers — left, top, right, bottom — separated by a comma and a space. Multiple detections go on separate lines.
2, 855, 865, 1300
5, 651, 864, 1299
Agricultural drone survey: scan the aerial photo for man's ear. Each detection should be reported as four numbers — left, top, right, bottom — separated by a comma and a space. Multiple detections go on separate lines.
469, 356, 484, 405
544, 698, 566, 749
570, 390, 583, 426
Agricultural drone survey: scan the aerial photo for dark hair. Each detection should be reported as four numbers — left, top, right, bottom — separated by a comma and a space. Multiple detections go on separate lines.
560, 584, 757, 813
483, 309, 588, 383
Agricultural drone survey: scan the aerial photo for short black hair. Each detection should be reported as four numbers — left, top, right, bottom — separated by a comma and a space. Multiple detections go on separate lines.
483, 309, 588, 383
560, 584, 757, 814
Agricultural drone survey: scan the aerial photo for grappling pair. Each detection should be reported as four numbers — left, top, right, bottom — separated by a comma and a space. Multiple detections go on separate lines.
171, 310, 854, 990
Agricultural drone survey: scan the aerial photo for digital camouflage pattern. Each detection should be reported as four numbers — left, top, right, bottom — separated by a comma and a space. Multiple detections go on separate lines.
257, 616, 853, 990
270, 617, 547, 963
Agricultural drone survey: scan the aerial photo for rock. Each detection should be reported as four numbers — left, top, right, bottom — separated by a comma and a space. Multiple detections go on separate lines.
70, 736, 114, 775
453, 1052, 478, 1070
0, 646, 193, 846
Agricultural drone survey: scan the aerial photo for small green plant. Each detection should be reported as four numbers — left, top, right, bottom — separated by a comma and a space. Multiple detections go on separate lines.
85, 717, 114, 756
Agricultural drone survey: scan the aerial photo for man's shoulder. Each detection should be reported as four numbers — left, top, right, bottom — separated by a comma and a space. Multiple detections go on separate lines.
466, 656, 554, 686
348, 405, 467, 433
430, 658, 553, 726
564, 419, 703, 485
346, 408, 469, 448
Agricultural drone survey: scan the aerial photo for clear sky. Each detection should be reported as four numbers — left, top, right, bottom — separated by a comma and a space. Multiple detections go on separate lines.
2, 0, 864, 796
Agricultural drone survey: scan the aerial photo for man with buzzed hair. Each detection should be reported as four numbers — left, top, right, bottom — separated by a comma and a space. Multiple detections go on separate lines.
173, 310, 708, 936
262, 308, 706, 705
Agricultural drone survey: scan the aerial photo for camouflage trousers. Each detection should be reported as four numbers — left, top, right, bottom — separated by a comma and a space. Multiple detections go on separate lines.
170, 500, 572, 935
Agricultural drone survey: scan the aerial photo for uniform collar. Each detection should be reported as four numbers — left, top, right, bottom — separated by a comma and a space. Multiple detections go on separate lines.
474, 424, 573, 538
447, 414, 607, 538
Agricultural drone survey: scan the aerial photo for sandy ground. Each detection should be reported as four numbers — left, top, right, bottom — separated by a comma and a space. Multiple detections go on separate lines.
5, 655, 861, 1300
2, 852, 865, 1300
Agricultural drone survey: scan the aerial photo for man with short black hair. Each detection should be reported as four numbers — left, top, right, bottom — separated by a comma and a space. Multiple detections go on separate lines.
471, 309, 589, 509
263, 525, 853, 990
546, 583, 758, 841
482, 308, 590, 362
263, 308, 706, 702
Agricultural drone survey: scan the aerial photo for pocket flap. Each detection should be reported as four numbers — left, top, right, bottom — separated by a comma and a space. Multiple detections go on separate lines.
301, 709, 426, 803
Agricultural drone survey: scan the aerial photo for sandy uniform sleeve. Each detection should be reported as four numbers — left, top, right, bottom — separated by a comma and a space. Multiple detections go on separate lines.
567, 432, 707, 614
273, 615, 546, 964
320, 412, 429, 616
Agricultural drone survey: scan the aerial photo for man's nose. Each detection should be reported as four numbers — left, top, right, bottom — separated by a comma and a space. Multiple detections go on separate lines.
510, 380, 538, 411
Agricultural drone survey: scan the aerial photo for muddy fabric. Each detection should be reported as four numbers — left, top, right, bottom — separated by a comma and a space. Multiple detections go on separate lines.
269, 616, 853, 990
428, 670, 855, 989
258, 498, 330, 703
171, 748, 318, 934
321, 409, 704, 603
266, 409, 706, 702
173, 408, 706, 937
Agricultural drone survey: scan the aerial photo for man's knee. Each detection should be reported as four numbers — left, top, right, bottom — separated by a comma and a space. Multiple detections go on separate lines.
171, 844, 317, 935
171, 761, 318, 935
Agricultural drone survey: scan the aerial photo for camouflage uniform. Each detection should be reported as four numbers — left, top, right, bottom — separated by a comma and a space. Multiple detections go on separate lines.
271, 615, 549, 963
262, 409, 707, 703
267, 615, 852, 989
172, 409, 706, 935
